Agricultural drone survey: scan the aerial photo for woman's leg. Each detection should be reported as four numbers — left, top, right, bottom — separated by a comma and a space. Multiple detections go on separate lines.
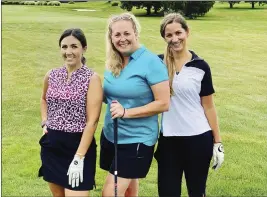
64, 189, 89, 197
48, 182, 65, 197
125, 179, 139, 197
156, 135, 183, 197
184, 131, 213, 197
102, 173, 132, 197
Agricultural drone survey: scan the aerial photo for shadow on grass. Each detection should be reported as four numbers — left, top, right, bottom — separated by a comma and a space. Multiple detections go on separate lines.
216, 6, 267, 10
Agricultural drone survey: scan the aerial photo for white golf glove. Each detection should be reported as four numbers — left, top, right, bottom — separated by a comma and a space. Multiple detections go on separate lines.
212, 142, 224, 170
67, 155, 84, 188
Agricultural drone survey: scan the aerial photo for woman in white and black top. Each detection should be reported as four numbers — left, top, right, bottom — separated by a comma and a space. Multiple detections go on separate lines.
154, 13, 224, 197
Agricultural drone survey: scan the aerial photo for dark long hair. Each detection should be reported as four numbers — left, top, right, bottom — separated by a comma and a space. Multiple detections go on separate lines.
59, 28, 87, 65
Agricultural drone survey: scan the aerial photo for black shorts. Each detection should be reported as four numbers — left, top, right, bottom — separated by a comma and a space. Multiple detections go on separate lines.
38, 128, 97, 191
99, 131, 154, 179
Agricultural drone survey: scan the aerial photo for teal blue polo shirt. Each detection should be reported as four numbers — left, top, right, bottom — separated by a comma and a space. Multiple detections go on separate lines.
103, 46, 168, 146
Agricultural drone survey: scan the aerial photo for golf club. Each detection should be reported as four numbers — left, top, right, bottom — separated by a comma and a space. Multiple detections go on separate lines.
113, 117, 118, 197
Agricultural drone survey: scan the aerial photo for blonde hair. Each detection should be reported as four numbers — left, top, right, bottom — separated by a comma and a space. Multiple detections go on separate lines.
160, 13, 188, 95
105, 12, 141, 77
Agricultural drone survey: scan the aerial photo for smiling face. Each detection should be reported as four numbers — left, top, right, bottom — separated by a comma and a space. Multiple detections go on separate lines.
60, 35, 86, 67
110, 20, 139, 56
164, 22, 189, 53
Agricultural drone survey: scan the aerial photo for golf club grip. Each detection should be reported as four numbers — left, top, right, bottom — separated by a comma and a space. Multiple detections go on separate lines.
113, 118, 118, 197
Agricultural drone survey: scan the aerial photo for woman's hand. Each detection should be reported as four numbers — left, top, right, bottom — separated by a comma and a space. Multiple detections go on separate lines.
110, 100, 126, 119
42, 125, 48, 135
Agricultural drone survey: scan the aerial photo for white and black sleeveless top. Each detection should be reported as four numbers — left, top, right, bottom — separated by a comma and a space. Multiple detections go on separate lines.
159, 51, 215, 136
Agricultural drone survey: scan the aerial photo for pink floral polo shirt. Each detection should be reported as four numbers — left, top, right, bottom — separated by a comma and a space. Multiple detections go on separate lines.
46, 65, 94, 132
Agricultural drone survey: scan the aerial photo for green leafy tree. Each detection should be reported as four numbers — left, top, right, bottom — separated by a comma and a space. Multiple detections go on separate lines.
120, 1, 214, 18
245, 1, 257, 9
120, 1, 162, 15
245, 1, 267, 8
228, 1, 240, 8
120, 1, 133, 11
162, 1, 215, 19
184, 1, 215, 18
162, 1, 185, 13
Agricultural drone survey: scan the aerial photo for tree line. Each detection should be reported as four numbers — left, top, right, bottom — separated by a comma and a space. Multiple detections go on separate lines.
228, 1, 266, 9
118, 1, 267, 18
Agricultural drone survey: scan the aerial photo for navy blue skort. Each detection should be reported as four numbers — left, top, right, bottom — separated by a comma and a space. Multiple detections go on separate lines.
100, 131, 154, 179
38, 128, 96, 191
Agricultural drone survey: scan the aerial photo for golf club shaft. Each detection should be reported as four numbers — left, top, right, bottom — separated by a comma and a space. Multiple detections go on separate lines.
114, 118, 118, 197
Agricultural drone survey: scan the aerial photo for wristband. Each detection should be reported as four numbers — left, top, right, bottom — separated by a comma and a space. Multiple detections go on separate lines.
75, 153, 85, 159
41, 120, 46, 128
122, 108, 126, 118
75, 153, 84, 156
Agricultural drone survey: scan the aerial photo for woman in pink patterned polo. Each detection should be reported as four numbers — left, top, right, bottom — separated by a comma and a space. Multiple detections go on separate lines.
38, 28, 103, 197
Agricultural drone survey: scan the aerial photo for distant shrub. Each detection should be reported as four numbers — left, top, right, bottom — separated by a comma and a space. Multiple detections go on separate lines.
68, 0, 74, 4
47, 1, 60, 6
3, 1, 13, 4
53, 1, 61, 6
24, 1, 35, 5
4, 0, 60, 6
111, 1, 118, 6
1, 1, 21, 5
36, 1, 48, 5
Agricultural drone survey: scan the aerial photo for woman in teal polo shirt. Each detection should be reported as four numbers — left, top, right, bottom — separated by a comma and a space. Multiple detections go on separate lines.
100, 13, 170, 197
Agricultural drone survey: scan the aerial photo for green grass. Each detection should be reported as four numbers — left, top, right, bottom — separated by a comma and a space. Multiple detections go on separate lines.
2, 2, 267, 196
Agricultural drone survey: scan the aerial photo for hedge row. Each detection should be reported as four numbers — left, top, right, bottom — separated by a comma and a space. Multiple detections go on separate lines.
111, 1, 118, 6
1, 1, 62, 6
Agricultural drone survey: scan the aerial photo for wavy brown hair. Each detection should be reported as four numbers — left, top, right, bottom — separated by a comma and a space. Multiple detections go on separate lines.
160, 13, 188, 95
106, 13, 141, 77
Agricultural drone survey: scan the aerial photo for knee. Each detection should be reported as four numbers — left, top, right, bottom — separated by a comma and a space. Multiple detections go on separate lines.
125, 180, 138, 197
125, 187, 138, 197
102, 188, 110, 197
51, 189, 64, 197
102, 185, 127, 197
102, 186, 115, 197
48, 183, 64, 197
